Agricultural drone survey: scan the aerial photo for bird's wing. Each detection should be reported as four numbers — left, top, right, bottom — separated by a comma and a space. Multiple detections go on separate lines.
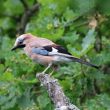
32, 47, 49, 56
32, 44, 72, 56
32, 44, 99, 69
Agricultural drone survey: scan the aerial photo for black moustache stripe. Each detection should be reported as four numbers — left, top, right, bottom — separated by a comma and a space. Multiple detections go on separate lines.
11, 44, 25, 51
18, 44, 26, 48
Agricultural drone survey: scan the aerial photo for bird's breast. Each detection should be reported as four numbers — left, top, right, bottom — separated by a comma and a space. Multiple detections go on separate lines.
24, 47, 50, 65
24, 46, 32, 57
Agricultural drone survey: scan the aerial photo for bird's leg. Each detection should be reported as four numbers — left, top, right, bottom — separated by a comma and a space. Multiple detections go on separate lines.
49, 65, 59, 76
42, 63, 52, 74
49, 70, 54, 76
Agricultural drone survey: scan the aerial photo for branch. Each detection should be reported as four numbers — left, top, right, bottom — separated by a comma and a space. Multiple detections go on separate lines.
17, 1, 40, 35
20, 0, 29, 10
36, 73, 80, 110
30, 3, 40, 13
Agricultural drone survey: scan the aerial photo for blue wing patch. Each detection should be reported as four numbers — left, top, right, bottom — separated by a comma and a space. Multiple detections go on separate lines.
32, 47, 49, 56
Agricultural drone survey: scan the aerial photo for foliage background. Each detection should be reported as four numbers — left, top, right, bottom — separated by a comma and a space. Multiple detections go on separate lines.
0, 0, 110, 110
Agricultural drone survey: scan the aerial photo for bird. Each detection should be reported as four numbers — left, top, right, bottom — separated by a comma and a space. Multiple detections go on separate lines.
11, 33, 99, 73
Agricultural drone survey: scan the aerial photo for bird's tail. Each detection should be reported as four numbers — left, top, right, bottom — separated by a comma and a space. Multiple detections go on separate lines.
51, 52, 99, 69
67, 56, 99, 69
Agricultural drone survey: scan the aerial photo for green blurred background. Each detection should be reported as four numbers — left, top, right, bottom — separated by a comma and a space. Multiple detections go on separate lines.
0, 0, 110, 110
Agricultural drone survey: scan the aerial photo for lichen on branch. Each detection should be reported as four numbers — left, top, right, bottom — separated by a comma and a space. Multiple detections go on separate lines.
36, 73, 80, 110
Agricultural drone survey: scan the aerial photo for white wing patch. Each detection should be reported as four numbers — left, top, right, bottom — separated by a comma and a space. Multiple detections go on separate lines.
48, 47, 75, 58
49, 47, 58, 55
52, 47, 58, 53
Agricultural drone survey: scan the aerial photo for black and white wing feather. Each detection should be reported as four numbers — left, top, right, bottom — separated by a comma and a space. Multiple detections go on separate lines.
32, 44, 99, 69
32, 44, 71, 56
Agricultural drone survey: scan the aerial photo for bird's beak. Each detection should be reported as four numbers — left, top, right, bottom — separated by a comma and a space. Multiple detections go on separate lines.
11, 45, 18, 51
11, 42, 18, 51
11, 44, 25, 51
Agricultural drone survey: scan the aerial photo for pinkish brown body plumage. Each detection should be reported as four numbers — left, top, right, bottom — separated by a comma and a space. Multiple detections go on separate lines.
11, 33, 99, 73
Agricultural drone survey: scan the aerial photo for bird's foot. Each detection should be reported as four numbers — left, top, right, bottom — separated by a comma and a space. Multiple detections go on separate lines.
41, 71, 45, 74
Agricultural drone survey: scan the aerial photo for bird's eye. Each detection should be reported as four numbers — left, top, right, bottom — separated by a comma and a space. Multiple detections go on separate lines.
18, 39, 24, 44
19, 41, 23, 44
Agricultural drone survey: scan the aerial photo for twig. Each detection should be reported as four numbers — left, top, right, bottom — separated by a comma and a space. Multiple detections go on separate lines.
36, 73, 80, 110
63, 15, 83, 28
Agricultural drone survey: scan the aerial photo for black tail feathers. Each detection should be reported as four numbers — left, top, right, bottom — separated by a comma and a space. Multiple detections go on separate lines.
69, 56, 99, 69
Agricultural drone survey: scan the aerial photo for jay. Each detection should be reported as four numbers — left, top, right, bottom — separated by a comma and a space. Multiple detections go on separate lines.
11, 33, 99, 73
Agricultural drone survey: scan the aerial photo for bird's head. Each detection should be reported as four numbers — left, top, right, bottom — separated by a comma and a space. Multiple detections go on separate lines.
11, 33, 32, 51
